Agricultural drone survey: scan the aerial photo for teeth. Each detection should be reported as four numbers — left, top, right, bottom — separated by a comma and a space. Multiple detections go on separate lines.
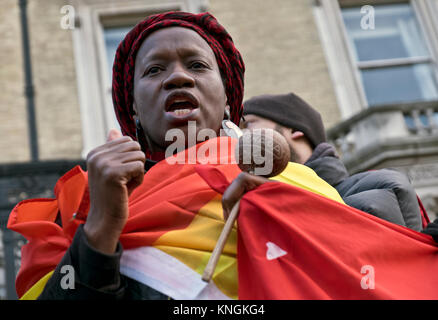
173, 109, 192, 116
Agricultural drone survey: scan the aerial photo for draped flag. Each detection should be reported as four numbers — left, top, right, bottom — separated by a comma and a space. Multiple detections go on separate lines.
8, 136, 437, 300
237, 183, 438, 299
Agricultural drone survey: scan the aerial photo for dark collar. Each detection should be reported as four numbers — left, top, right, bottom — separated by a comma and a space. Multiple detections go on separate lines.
304, 143, 349, 187
144, 159, 157, 172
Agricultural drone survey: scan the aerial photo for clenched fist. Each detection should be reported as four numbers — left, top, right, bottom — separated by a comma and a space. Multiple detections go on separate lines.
83, 129, 146, 254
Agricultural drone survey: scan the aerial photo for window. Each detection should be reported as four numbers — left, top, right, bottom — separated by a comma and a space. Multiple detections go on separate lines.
341, 3, 438, 106
101, 25, 134, 134
103, 26, 132, 78
314, 0, 438, 117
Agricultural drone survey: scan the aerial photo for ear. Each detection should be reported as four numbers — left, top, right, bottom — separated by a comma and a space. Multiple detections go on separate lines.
224, 104, 231, 120
291, 130, 305, 140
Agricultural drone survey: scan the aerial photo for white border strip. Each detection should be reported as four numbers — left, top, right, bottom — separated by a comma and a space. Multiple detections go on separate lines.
120, 246, 232, 300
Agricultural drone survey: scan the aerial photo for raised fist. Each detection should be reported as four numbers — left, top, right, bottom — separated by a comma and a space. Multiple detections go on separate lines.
83, 129, 146, 254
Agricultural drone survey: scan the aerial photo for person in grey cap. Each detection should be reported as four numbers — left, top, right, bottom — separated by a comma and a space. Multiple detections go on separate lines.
241, 92, 423, 232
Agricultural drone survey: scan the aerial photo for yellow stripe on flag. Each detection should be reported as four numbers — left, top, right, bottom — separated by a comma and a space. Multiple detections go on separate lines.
154, 194, 238, 299
20, 271, 54, 300
271, 162, 345, 204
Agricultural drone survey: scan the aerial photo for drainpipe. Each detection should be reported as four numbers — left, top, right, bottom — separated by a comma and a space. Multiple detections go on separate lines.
18, 0, 39, 161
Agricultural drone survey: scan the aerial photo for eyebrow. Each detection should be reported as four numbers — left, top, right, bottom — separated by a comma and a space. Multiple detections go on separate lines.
142, 46, 213, 63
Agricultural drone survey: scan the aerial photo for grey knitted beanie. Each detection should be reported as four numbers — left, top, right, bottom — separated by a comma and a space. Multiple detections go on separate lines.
243, 93, 326, 148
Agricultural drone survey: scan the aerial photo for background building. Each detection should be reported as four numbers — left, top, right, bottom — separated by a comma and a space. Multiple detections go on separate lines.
1, 0, 437, 299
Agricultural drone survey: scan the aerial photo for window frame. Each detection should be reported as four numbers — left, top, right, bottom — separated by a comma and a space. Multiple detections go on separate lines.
70, 0, 208, 158
314, 0, 438, 119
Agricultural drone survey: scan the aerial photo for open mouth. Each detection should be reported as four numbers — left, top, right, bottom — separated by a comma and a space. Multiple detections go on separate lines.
165, 91, 199, 117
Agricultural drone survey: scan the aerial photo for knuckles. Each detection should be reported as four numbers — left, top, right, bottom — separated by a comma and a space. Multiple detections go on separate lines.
86, 140, 145, 184
124, 140, 142, 151
86, 152, 101, 170
235, 172, 252, 188
235, 172, 248, 183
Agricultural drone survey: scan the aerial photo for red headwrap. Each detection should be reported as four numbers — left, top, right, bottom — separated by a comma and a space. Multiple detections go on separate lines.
112, 11, 245, 146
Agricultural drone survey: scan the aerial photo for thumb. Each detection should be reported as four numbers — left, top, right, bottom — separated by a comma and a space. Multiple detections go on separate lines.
107, 129, 123, 142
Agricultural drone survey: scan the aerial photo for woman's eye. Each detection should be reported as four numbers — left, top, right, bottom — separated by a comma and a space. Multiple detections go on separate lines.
190, 62, 207, 69
145, 66, 161, 76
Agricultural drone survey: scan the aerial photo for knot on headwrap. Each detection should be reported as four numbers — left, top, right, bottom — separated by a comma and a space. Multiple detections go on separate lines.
112, 11, 245, 142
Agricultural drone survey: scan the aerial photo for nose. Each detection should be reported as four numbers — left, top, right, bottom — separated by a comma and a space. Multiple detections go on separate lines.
163, 64, 195, 90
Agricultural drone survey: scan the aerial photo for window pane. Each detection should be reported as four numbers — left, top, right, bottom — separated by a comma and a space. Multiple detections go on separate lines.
404, 114, 415, 130
361, 64, 438, 106
342, 4, 430, 61
104, 26, 132, 78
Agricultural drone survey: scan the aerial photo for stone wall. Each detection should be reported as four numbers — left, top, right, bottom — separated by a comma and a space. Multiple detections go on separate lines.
0, 0, 82, 164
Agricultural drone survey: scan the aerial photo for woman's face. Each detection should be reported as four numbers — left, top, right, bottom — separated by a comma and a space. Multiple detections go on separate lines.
133, 27, 227, 152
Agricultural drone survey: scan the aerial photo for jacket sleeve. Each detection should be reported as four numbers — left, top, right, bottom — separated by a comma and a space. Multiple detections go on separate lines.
37, 224, 126, 299
343, 189, 407, 228
336, 169, 422, 231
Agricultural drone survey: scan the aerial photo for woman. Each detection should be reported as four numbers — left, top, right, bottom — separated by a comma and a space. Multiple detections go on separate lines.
12, 11, 250, 300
